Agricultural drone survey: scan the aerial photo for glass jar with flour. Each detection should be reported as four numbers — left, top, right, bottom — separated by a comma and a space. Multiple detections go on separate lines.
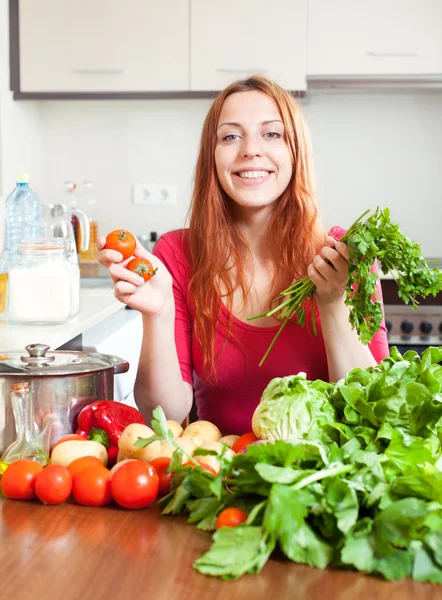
9, 239, 80, 324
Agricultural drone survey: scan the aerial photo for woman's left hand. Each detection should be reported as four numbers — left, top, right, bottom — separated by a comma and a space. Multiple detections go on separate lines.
307, 236, 350, 305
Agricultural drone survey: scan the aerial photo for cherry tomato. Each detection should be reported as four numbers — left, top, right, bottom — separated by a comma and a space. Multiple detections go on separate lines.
1, 459, 43, 500
182, 461, 217, 476
52, 433, 86, 449
68, 455, 104, 479
150, 457, 173, 496
232, 432, 259, 454
126, 257, 157, 282
34, 465, 73, 505
111, 460, 159, 510
216, 507, 248, 530
104, 230, 136, 260
72, 465, 112, 507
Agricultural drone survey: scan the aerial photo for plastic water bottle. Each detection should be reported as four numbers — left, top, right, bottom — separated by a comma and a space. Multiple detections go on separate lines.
4, 173, 41, 259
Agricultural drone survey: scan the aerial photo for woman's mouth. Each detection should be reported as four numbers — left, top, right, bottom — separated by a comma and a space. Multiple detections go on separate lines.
234, 170, 273, 185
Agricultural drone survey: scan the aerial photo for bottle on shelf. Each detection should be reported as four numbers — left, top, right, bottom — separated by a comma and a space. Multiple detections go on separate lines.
78, 180, 99, 262
64, 181, 80, 251
3, 173, 41, 262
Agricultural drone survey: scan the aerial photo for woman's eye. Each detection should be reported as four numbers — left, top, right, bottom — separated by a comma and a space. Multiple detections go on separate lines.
264, 131, 281, 139
223, 134, 240, 142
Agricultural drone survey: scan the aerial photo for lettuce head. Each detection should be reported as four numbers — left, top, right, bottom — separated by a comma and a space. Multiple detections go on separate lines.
252, 373, 337, 443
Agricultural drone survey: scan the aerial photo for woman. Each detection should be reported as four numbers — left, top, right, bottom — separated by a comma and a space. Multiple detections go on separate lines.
97, 76, 389, 435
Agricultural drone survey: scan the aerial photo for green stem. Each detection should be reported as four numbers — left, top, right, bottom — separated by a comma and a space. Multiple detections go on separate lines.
292, 464, 353, 491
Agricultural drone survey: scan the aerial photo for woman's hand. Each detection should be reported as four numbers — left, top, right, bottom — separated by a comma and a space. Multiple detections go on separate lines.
307, 236, 350, 305
96, 235, 173, 318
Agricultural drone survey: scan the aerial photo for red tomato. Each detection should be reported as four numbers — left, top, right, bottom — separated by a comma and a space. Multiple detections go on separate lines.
150, 457, 173, 496
232, 432, 259, 453
104, 230, 136, 260
34, 465, 73, 505
52, 433, 86, 449
182, 461, 217, 476
126, 257, 158, 282
68, 456, 104, 478
216, 507, 248, 530
111, 460, 159, 510
1, 459, 43, 500
72, 465, 112, 507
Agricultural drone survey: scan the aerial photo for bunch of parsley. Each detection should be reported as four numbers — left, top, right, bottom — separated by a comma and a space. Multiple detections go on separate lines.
137, 346, 442, 583
249, 207, 442, 365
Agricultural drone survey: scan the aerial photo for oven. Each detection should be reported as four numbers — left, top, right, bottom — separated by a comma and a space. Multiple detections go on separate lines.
381, 275, 442, 355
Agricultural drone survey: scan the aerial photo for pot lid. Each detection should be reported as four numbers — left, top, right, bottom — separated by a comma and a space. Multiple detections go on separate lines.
0, 343, 128, 376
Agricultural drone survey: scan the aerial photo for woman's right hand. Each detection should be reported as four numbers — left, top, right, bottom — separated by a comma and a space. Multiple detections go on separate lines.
96, 234, 174, 318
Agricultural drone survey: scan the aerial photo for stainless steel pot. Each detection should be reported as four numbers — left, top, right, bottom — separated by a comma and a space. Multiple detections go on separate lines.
0, 343, 129, 453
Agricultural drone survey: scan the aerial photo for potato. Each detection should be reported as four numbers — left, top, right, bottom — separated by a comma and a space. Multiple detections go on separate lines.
166, 420, 184, 438
158, 437, 197, 464
116, 449, 126, 463
181, 430, 204, 447
183, 420, 222, 444
51, 440, 108, 467
110, 458, 137, 474
135, 440, 162, 462
118, 423, 155, 459
219, 435, 239, 449
195, 455, 220, 474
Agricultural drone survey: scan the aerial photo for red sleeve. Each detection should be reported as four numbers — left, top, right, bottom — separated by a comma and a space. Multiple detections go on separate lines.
368, 261, 390, 363
329, 226, 390, 363
152, 234, 194, 385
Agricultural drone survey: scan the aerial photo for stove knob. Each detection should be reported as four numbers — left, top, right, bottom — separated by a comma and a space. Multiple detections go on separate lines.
401, 320, 414, 335
385, 320, 393, 333
420, 321, 433, 335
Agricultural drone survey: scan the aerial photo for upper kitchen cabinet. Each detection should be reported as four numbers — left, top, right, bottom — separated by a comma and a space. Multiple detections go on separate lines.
15, 0, 189, 95
190, 0, 307, 91
308, 0, 442, 78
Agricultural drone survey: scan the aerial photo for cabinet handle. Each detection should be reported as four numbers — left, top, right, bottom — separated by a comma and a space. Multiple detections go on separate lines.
216, 68, 268, 73
366, 51, 418, 58
70, 68, 125, 75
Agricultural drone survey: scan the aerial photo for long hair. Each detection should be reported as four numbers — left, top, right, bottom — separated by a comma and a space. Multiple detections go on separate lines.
188, 76, 326, 378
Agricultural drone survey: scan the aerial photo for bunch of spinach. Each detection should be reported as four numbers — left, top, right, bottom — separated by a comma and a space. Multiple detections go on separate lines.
138, 346, 442, 583
249, 207, 442, 365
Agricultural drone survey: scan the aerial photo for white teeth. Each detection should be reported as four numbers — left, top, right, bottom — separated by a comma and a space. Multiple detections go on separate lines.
238, 171, 270, 179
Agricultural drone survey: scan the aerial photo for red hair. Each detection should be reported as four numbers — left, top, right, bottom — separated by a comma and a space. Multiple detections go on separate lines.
188, 76, 326, 378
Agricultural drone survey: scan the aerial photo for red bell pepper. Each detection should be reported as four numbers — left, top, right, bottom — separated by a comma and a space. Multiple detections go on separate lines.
76, 401, 145, 467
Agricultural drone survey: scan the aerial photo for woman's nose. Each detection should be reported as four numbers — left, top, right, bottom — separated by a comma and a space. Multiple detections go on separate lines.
241, 134, 264, 157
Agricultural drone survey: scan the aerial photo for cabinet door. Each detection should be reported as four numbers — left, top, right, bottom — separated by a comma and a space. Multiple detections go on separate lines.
308, 0, 442, 76
19, 0, 189, 92
190, 0, 307, 91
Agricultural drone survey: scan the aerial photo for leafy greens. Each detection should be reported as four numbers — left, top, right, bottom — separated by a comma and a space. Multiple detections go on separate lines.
150, 346, 442, 584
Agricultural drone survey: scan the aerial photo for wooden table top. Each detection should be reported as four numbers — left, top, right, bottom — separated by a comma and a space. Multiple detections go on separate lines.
1, 498, 440, 600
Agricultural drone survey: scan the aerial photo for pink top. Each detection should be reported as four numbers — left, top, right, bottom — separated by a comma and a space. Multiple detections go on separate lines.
153, 229, 389, 436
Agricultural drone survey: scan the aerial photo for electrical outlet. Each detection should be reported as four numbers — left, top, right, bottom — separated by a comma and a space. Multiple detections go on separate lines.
156, 184, 177, 206
133, 183, 155, 205
133, 183, 177, 206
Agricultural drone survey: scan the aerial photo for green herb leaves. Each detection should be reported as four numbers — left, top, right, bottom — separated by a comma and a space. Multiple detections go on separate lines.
250, 207, 442, 364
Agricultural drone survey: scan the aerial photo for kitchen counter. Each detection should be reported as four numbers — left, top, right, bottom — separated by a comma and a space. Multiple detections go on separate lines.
0, 288, 124, 352
0, 499, 439, 600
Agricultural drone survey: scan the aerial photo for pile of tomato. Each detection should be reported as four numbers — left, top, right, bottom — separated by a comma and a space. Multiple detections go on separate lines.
0, 455, 173, 510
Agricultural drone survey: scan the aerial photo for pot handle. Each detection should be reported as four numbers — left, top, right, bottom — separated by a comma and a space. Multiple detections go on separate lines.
110, 356, 130, 375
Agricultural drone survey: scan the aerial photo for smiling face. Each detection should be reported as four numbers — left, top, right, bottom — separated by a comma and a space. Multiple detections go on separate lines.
214, 90, 293, 215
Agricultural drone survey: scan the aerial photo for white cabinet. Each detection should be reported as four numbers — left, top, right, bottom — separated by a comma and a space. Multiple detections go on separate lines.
190, 0, 307, 91
18, 0, 189, 92
308, 0, 442, 77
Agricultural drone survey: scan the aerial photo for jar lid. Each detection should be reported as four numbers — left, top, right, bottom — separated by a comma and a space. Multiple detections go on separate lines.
0, 344, 128, 376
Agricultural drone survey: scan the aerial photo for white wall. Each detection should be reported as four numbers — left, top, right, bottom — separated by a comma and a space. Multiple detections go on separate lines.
35, 89, 442, 257
0, 1, 44, 247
